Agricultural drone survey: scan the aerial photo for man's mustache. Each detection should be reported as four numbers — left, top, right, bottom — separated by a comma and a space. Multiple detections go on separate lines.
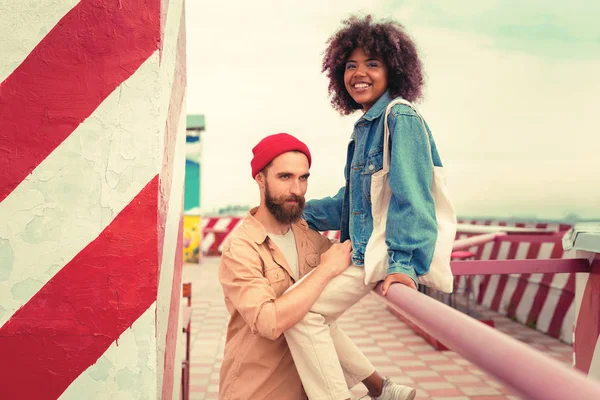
277, 195, 305, 204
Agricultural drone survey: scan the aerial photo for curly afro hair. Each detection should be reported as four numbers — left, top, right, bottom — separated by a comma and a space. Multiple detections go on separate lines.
322, 14, 425, 115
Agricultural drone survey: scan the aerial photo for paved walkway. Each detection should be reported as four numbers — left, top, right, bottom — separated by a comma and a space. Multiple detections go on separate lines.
183, 258, 572, 400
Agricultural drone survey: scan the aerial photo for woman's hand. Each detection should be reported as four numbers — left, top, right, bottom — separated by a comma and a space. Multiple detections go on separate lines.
381, 273, 417, 295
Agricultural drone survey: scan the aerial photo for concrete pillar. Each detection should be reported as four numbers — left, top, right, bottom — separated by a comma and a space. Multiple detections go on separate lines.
0, 1, 187, 399
567, 225, 600, 382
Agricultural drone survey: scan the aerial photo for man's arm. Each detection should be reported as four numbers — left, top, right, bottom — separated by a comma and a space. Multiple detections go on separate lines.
272, 242, 348, 337
303, 186, 345, 232
219, 238, 352, 340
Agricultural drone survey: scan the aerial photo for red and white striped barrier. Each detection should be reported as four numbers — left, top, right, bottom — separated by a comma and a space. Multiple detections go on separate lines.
453, 219, 574, 343
201, 216, 341, 255
201, 217, 243, 255
0, 1, 187, 399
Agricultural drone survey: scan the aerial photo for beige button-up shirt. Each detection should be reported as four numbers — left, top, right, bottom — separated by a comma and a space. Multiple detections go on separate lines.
218, 208, 332, 400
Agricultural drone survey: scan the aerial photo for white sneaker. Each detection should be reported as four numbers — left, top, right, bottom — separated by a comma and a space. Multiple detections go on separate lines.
362, 377, 417, 400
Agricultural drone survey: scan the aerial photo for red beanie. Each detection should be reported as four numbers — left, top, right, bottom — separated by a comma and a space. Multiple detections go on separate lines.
251, 133, 312, 177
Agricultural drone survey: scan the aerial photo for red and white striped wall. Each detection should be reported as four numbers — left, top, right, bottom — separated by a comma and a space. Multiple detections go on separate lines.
0, 1, 187, 399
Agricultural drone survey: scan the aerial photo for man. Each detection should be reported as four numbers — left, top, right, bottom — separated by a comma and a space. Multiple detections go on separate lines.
219, 133, 414, 400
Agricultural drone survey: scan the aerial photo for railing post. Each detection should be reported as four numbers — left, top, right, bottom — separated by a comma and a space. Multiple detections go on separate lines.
565, 223, 600, 382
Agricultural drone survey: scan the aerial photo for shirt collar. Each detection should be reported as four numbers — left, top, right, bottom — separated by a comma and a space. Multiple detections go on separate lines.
360, 89, 393, 122
244, 207, 308, 244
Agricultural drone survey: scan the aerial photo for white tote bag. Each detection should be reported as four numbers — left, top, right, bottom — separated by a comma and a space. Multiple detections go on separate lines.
363, 98, 457, 293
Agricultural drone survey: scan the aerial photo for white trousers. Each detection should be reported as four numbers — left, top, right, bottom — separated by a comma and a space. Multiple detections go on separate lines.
284, 265, 377, 400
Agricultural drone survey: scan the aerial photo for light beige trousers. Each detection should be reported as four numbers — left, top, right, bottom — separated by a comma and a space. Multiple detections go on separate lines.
284, 265, 377, 400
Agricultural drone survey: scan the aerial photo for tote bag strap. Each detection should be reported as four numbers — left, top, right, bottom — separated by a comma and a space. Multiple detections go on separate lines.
383, 98, 433, 172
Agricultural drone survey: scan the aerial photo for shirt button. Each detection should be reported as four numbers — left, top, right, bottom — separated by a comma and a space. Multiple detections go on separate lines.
368, 164, 375, 171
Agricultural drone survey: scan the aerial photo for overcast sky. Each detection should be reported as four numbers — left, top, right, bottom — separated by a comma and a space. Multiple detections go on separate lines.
185, 0, 600, 220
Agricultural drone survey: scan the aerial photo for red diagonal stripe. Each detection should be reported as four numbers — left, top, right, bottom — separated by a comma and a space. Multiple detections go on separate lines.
547, 273, 575, 338
0, 176, 159, 400
526, 240, 565, 328
0, 0, 160, 203
477, 232, 501, 304
490, 241, 520, 311
506, 242, 541, 319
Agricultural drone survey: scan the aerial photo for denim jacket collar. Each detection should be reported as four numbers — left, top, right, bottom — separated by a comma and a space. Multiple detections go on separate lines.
360, 90, 393, 122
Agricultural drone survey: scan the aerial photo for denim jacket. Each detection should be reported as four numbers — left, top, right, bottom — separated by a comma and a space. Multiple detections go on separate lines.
303, 90, 442, 285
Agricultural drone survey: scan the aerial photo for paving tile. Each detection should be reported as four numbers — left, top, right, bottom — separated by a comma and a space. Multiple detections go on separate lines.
431, 364, 465, 371
408, 344, 437, 352
470, 397, 511, 400
417, 382, 456, 390
445, 375, 482, 383
378, 340, 408, 349
428, 388, 466, 397
454, 358, 473, 366
460, 387, 501, 396
406, 370, 441, 378
395, 359, 427, 367
419, 354, 451, 361
375, 365, 403, 375
413, 375, 453, 383
430, 396, 470, 400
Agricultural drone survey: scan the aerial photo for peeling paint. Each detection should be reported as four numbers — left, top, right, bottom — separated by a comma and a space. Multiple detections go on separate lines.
116, 368, 136, 390
21, 214, 61, 244
0, 238, 14, 281
10, 278, 42, 301
45, 263, 63, 277
88, 356, 114, 381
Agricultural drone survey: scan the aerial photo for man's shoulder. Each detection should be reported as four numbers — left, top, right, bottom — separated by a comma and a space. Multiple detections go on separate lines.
221, 221, 257, 254
302, 222, 333, 254
304, 226, 324, 240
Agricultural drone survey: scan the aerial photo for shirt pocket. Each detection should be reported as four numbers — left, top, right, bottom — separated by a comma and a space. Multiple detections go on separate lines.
362, 150, 384, 203
264, 267, 288, 297
305, 253, 319, 269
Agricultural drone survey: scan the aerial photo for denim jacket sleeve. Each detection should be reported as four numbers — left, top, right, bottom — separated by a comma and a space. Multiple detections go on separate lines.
303, 186, 345, 232
385, 106, 439, 285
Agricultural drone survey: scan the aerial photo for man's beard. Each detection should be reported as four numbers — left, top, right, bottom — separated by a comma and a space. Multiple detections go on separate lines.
265, 183, 306, 225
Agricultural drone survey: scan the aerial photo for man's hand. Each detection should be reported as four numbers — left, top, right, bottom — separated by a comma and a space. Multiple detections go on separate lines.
319, 240, 353, 278
381, 272, 417, 296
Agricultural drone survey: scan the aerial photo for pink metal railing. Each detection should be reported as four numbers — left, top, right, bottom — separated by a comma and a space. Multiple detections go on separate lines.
452, 232, 505, 251
374, 282, 600, 400
450, 232, 589, 274
373, 231, 600, 399
451, 257, 590, 275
